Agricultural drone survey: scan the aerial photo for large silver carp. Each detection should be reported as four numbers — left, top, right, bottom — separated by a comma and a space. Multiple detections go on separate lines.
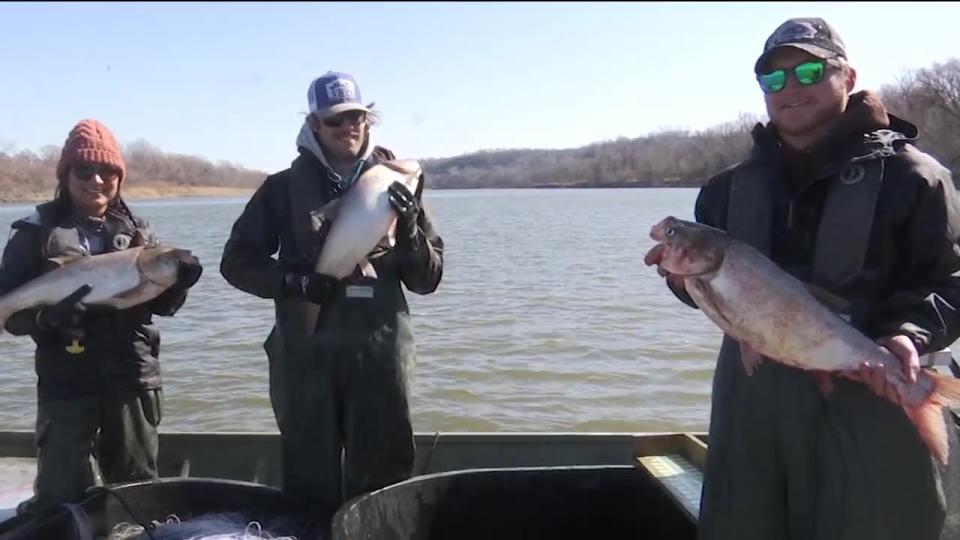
302, 159, 422, 333
644, 215, 960, 465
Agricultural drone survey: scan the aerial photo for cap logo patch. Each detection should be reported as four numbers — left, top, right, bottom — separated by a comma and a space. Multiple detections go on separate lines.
325, 79, 356, 101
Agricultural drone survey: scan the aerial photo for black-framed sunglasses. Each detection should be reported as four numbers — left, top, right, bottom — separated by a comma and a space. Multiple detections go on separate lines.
757, 60, 828, 94
72, 164, 121, 182
322, 110, 367, 128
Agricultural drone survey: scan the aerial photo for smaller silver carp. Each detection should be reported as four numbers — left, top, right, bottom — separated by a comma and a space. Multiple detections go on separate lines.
0, 245, 200, 332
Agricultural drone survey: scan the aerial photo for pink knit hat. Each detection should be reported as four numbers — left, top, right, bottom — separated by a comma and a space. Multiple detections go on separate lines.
56, 119, 126, 183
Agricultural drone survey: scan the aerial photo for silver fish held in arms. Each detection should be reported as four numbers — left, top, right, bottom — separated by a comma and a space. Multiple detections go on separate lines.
644, 215, 960, 465
0, 245, 200, 332
302, 159, 422, 333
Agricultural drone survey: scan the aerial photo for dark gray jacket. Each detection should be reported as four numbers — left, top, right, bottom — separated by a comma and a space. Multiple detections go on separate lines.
0, 201, 188, 402
219, 144, 443, 388
680, 114, 960, 355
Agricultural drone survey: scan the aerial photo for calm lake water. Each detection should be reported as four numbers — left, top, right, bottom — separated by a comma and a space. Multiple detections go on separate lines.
0, 188, 723, 433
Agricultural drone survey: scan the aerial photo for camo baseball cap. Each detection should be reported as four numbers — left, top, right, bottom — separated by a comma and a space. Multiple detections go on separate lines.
754, 17, 848, 74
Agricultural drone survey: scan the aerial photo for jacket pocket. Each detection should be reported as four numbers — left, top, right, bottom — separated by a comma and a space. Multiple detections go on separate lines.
139, 389, 163, 428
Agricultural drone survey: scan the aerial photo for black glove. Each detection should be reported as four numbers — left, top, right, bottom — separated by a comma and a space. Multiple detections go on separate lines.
173, 259, 203, 290
388, 181, 420, 247
36, 284, 92, 331
283, 272, 340, 305
150, 259, 202, 315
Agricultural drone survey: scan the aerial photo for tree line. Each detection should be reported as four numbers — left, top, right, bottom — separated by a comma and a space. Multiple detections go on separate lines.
2, 57, 957, 200
0, 139, 265, 202
421, 57, 960, 189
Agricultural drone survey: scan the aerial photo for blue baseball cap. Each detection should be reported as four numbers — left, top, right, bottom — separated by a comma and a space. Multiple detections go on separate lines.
307, 71, 374, 119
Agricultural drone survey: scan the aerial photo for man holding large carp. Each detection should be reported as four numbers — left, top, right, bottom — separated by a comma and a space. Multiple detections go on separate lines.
651, 17, 960, 540
220, 71, 444, 528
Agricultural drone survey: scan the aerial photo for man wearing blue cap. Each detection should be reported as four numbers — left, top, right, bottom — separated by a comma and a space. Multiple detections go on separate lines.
220, 71, 444, 525
655, 17, 960, 540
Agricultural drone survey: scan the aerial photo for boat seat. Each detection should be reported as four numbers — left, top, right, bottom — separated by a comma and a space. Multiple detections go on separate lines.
636, 454, 702, 524
634, 433, 706, 525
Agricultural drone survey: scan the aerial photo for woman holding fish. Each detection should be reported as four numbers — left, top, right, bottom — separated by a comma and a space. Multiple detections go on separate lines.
220, 71, 444, 525
0, 119, 202, 517
650, 18, 960, 540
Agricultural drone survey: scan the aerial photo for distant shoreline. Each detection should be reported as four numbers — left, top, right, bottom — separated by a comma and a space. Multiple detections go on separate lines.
122, 185, 258, 200
0, 184, 701, 204
0, 185, 258, 204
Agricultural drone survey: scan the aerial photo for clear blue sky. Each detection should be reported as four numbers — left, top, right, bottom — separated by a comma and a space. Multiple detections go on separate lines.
1, 2, 956, 173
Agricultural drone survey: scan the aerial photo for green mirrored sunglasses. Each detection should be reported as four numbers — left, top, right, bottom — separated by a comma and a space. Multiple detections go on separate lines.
757, 60, 826, 94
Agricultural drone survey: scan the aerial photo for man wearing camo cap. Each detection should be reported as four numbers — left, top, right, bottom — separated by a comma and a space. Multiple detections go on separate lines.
656, 17, 960, 540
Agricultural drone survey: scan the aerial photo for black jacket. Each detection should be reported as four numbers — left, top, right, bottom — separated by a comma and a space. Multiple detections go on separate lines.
0, 201, 188, 402
687, 109, 960, 356
219, 144, 443, 366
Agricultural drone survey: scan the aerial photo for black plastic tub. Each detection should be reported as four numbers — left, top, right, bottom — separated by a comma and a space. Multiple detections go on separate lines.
332, 466, 697, 540
0, 478, 313, 540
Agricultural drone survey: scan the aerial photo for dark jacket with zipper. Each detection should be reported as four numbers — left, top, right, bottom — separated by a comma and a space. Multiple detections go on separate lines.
0, 201, 188, 402
678, 91, 960, 354
219, 144, 443, 360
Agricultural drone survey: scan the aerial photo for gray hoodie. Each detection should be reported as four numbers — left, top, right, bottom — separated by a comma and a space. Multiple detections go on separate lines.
295, 121, 377, 192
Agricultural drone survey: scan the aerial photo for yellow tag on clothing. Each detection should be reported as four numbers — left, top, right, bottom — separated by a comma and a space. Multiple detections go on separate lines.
65, 340, 85, 354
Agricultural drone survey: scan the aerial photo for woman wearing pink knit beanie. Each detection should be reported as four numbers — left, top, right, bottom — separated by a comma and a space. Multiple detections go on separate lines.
0, 118, 202, 517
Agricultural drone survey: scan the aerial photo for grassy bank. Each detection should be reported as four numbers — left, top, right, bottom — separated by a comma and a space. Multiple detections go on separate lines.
0, 184, 256, 204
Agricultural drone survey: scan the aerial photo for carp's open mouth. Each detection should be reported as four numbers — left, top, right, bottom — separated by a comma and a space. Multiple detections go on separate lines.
644, 243, 667, 267
645, 218, 679, 270
644, 242, 709, 278
644, 243, 688, 276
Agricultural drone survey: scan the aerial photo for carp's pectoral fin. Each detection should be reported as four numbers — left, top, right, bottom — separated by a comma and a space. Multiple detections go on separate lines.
812, 371, 835, 398
386, 219, 398, 248
739, 342, 764, 377
47, 255, 85, 268
359, 260, 378, 279
310, 199, 343, 237
688, 278, 735, 331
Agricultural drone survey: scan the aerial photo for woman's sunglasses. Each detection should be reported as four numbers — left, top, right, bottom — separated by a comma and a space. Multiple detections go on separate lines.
322, 110, 367, 128
757, 60, 827, 94
73, 164, 121, 182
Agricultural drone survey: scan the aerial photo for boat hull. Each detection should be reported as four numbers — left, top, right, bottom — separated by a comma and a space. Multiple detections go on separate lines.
0, 431, 708, 536
334, 465, 697, 540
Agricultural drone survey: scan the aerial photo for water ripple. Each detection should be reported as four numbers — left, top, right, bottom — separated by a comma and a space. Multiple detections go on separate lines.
0, 189, 721, 433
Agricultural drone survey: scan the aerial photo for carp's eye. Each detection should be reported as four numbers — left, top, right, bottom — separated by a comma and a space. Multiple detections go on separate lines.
666, 227, 676, 237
